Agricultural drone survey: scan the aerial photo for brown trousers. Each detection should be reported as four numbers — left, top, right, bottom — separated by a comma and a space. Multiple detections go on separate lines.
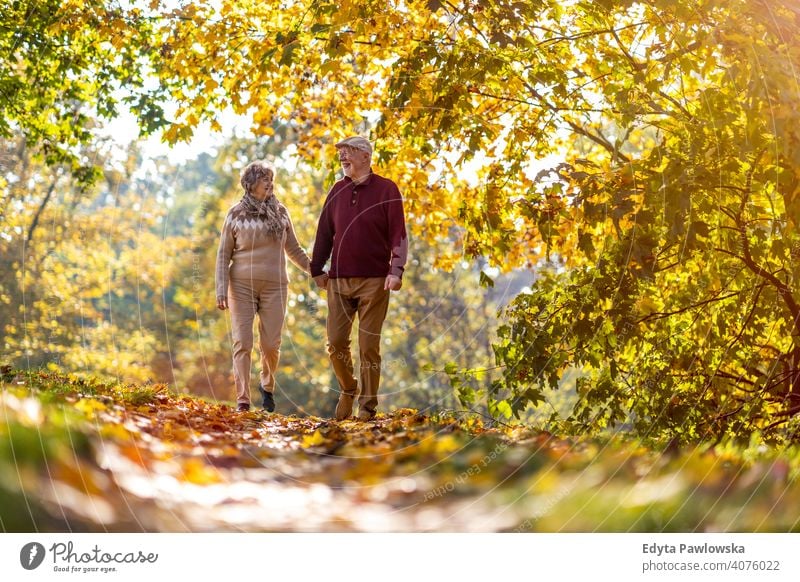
228, 278, 287, 405
326, 277, 391, 415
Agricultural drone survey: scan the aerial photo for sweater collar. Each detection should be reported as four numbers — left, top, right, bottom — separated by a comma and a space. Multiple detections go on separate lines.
344, 170, 374, 186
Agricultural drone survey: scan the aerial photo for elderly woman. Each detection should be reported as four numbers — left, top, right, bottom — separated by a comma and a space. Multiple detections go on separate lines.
215, 160, 310, 412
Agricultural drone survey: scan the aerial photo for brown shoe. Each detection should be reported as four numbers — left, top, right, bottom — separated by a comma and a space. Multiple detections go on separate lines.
357, 409, 375, 422
237, 403, 250, 412
335, 392, 355, 420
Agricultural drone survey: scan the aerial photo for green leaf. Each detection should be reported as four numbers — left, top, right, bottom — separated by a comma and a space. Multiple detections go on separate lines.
490, 399, 513, 419
279, 42, 298, 66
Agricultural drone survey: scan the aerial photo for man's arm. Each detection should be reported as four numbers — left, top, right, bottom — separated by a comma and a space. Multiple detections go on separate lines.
385, 184, 408, 290
388, 185, 408, 279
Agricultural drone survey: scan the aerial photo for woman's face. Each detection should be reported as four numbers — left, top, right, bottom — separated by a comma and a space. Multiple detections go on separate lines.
251, 171, 273, 201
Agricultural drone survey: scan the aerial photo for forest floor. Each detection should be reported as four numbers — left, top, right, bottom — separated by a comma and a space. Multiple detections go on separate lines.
2, 370, 800, 532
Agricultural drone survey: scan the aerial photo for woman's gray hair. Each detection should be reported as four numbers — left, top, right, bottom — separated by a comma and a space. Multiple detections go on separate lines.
240, 160, 275, 194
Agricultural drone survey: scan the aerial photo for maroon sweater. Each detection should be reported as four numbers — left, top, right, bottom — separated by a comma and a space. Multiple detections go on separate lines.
311, 171, 408, 279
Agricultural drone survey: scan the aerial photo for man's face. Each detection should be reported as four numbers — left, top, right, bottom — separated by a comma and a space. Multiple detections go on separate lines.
337, 145, 370, 178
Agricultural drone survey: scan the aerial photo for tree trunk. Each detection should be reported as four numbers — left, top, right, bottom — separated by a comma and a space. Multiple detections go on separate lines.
26, 178, 57, 245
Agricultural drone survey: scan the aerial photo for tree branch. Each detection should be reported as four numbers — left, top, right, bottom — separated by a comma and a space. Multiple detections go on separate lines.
635, 291, 741, 324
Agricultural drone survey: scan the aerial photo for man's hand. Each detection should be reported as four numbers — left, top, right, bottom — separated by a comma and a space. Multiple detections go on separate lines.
384, 275, 402, 291
313, 273, 329, 289
216, 296, 228, 310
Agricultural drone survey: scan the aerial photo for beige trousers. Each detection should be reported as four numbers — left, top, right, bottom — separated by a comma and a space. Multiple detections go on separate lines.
326, 277, 391, 415
228, 278, 287, 405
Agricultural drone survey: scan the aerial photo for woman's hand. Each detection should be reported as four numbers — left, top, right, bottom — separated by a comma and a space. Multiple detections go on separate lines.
313, 273, 329, 289
217, 296, 229, 310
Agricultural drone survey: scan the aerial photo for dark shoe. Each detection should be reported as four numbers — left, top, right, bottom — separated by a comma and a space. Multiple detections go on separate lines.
263, 391, 275, 412
258, 384, 275, 412
335, 392, 355, 420
237, 403, 250, 412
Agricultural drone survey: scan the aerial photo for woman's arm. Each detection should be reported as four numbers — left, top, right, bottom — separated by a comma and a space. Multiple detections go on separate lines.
283, 211, 311, 274
215, 211, 235, 308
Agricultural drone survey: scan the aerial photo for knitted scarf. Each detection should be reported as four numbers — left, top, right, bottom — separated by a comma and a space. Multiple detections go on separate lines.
240, 190, 286, 239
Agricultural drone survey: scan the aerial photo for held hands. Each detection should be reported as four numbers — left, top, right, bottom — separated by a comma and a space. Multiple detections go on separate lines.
216, 296, 228, 311
313, 273, 329, 289
384, 274, 402, 291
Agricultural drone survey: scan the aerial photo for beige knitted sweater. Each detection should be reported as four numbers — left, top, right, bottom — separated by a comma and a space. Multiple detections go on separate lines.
215, 201, 310, 298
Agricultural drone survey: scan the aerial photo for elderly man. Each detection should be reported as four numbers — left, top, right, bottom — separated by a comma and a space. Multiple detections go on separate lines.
311, 136, 408, 421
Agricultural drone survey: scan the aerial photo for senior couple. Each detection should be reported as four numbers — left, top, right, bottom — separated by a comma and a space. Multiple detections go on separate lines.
215, 136, 408, 421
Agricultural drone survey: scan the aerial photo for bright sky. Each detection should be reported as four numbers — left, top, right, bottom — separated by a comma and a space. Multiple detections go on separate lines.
100, 0, 234, 164
101, 104, 250, 165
